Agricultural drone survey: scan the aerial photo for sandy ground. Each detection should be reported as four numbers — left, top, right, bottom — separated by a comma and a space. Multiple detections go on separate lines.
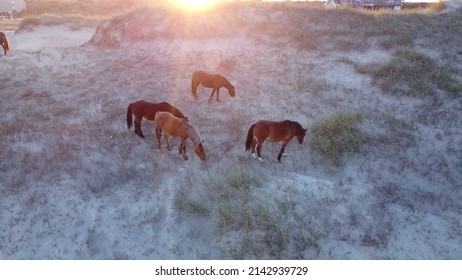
0, 4, 461, 259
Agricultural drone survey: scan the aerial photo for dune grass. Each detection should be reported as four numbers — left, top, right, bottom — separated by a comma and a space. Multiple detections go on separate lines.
310, 112, 363, 166
369, 49, 462, 97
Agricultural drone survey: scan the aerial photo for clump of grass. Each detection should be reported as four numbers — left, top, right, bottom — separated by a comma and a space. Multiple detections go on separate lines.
310, 111, 363, 165
369, 49, 462, 97
182, 199, 210, 216
208, 167, 320, 259
296, 76, 330, 96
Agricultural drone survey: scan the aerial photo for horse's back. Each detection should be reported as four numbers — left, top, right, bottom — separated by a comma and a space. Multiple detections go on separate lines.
253, 120, 273, 137
193, 70, 212, 84
253, 120, 293, 142
154, 111, 169, 123
155, 111, 183, 126
192, 70, 209, 79
155, 111, 187, 136
158, 102, 187, 119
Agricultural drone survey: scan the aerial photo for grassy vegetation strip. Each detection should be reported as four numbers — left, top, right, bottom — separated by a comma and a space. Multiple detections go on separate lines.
369, 49, 462, 97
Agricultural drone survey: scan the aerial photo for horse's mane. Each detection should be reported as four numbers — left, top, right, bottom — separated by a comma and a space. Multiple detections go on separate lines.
282, 120, 304, 134
184, 122, 201, 147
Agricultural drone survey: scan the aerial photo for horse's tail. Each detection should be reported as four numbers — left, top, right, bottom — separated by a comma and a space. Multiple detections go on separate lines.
126, 103, 132, 130
245, 123, 256, 152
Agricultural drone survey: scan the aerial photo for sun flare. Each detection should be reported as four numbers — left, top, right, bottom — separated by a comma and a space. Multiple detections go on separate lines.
175, 0, 220, 10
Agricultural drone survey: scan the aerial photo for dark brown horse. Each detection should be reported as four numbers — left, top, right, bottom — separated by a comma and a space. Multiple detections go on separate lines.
155, 111, 206, 161
245, 120, 307, 162
127, 100, 187, 138
0, 32, 10, 56
191, 70, 235, 102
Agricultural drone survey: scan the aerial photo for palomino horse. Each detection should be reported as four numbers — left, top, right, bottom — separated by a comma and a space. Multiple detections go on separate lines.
127, 100, 187, 138
0, 32, 10, 56
191, 70, 235, 102
154, 111, 206, 161
245, 120, 307, 162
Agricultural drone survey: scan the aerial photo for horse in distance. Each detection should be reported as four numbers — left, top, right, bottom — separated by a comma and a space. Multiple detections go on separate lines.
245, 120, 307, 163
0, 32, 10, 56
191, 70, 235, 102
126, 100, 188, 138
154, 111, 206, 161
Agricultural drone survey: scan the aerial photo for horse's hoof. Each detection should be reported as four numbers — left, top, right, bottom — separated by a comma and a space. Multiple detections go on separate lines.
167, 147, 172, 151
251, 153, 257, 159
258, 158, 264, 163
183, 156, 188, 161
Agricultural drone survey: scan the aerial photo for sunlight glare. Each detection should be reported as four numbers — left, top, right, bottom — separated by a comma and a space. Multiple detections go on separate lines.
175, 0, 220, 10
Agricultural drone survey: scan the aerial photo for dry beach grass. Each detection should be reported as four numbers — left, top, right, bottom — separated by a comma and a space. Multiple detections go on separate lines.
0, 0, 461, 259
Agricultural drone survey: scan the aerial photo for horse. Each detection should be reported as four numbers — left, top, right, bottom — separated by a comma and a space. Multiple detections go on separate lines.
245, 120, 307, 163
127, 100, 188, 138
154, 112, 206, 161
0, 32, 10, 56
191, 70, 235, 102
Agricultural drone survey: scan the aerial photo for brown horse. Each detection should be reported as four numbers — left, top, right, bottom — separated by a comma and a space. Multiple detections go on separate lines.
155, 111, 206, 161
0, 32, 10, 56
245, 120, 307, 162
191, 70, 235, 102
127, 100, 188, 138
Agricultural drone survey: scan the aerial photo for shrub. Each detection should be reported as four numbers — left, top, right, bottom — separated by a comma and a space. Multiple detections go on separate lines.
310, 112, 363, 165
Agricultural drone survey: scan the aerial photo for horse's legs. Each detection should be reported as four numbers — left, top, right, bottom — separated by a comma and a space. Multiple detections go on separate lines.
277, 141, 289, 162
164, 134, 171, 151
208, 88, 217, 102
192, 82, 199, 99
181, 139, 188, 160
250, 139, 258, 159
216, 88, 220, 102
135, 118, 145, 138
256, 141, 264, 163
155, 127, 162, 149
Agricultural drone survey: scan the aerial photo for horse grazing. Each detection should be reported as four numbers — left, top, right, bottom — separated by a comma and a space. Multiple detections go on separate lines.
154, 111, 206, 161
191, 70, 235, 102
127, 100, 187, 138
245, 120, 307, 163
0, 32, 10, 56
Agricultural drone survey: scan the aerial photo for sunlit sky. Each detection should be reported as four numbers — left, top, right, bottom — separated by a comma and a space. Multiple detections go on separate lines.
173, 0, 439, 10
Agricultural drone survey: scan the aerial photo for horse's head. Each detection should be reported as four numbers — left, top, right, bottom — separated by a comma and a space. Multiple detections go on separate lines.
195, 143, 206, 161
297, 128, 308, 144
228, 85, 235, 97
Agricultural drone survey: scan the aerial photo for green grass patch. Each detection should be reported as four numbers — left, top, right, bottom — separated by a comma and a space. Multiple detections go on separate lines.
310, 112, 363, 165
370, 49, 462, 97
203, 167, 320, 259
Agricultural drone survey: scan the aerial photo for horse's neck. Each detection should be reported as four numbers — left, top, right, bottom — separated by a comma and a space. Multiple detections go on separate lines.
223, 79, 232, 89
185, 124, 201, 147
